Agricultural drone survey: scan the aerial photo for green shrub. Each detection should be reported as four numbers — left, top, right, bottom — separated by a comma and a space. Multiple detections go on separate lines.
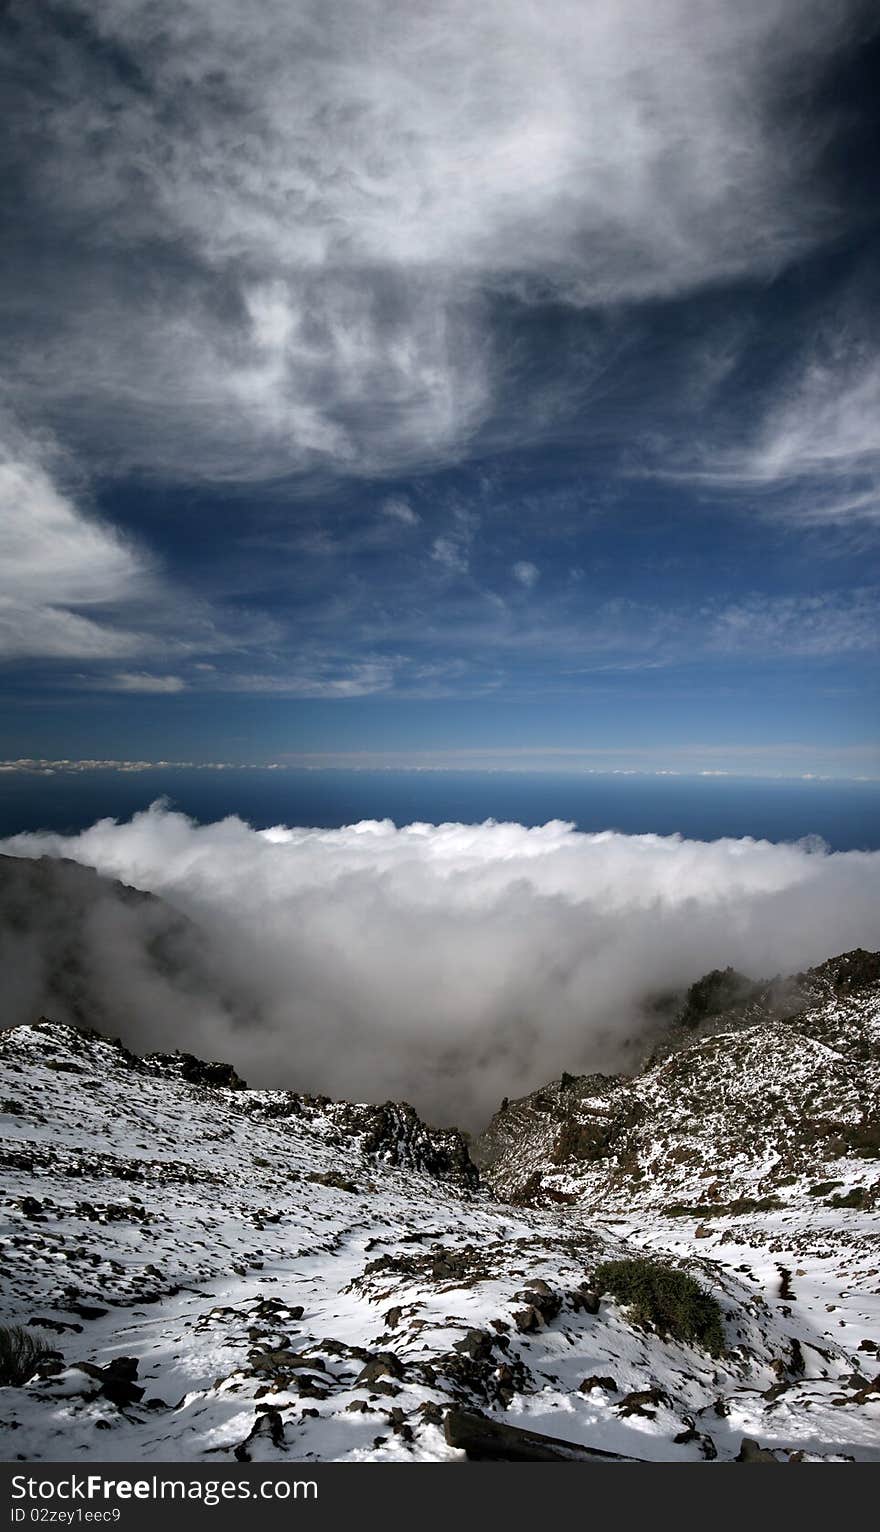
662, 1196, 782, 1218
594, 1258, 725, 1356
0, 1325, 49, 1386
826, 1186, 869, 1209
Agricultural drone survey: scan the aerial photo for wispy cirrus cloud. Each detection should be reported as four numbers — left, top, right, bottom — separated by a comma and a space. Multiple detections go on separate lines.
656, 321, 880, 526
216, 660, 398, 699
108, 672, 188, 694
704, 589, 880, 658
1, 0, 867, 480
381, 497, 421, 527
0, 0, 876, 759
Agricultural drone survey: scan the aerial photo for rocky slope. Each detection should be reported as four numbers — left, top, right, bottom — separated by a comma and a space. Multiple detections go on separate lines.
474, 950, 880, 1209
472, 950, 880, 1458
0, 954, 878, 1462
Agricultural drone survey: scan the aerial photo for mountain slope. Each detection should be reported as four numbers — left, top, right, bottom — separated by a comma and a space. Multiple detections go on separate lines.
472, 951, 880, 1459
1, 1006, 878, 1462
474, 950, 880, 1209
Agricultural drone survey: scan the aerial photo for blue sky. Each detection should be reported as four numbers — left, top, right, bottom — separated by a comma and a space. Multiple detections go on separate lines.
1, 1, 879, 777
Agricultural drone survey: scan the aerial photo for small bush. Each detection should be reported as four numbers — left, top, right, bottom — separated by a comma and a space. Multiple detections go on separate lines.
663, 1196, 782, 1218
0, 1325, 49, 1386
827, 1186, 869, 1209
594, 1258, 725, 1357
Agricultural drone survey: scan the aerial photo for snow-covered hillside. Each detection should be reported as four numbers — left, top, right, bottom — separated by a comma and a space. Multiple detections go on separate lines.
1, 988, 878, 1463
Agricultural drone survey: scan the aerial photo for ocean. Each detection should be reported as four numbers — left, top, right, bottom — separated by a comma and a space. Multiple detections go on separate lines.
0, 768, 878, 850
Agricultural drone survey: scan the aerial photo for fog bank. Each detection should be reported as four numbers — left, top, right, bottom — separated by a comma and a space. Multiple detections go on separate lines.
2, 806, 878, 1126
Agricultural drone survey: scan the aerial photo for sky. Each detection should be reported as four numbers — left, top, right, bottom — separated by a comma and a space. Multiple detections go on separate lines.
2, 1, 880, 778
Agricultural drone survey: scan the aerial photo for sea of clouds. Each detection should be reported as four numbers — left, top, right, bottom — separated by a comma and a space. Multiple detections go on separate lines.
2, 805, 879, 1127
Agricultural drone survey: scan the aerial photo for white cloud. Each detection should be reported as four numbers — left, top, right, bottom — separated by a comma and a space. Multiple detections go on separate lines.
3, 806, 879, 1125
109, 672, 187, 693
732, 348, 880, 524
4, 0, 861, 478
0, 416, 274, 666
750, 356, 880, 489
512, 560, 540, 588
382, 497, 420, 526
429, 505, 478, 577
87, 0, 844, 292
664, 337, 880, 524
0, 423, 149, 659
706, 590, 880, 657
430, 536, 469, 575
216, 660, 397, 698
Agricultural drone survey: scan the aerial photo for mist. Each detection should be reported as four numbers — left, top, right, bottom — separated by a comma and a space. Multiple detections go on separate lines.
1, 805, 878, 1127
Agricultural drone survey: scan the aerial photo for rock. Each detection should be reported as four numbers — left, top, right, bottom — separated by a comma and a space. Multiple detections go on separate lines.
100, 1376, 145, 1407
514, 1282, 562, 1321
849, 1373, 880, 1405
295, 1379, 328, 1401
177, 1054, 248, 1091
356, 1352, 404, 1385
571, 1287, 600, 1315
307, 1170, 360, 1193
579, 1375, 618, 1394
674, 1422, 717, 1459
234, 1408, 286, 1461
512, 1306, 542, 1334
70, 1362, 106, 1383
104, 1357, 140, 1381
66, 1355, 144, 1407
617, 1386, 670, 1418
763, 1381, 790, 1401
444, 1408, 641, 1462
789, 1338, 805, 1376
736, 1437, 782, 1463
453, 1329, 495, 1362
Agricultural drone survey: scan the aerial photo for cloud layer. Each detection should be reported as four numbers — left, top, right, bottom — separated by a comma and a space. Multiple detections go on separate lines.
2, 806, 878, 1126
2, 0, 866, 478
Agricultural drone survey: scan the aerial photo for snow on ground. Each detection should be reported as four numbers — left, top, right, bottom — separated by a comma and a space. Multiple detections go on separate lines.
0, 1013, 877, 1463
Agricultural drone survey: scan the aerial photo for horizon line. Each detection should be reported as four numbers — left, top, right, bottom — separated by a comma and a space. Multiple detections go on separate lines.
1, 756, 878, 785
